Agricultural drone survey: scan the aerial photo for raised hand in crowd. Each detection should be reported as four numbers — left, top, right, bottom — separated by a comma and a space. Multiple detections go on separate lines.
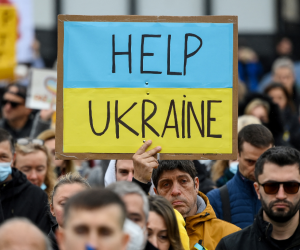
132, 140, 161, 184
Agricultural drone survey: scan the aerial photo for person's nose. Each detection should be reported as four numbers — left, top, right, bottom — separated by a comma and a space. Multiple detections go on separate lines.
276, 184, 287, 200
127, 172, 133, 182
87, 231, 98, 250
28, 170, 38, 181
148, 235, 158, 249
3, 102, 11, 111
170, 183, 181, 196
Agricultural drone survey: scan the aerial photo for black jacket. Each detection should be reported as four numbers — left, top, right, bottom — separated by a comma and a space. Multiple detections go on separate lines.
0, 112, 51, 140
48, 224, 59, 250
0, 168, 51, 234
216, 209, 300, 250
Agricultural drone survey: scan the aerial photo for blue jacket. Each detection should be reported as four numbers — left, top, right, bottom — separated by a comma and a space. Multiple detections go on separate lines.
206, 169, 261, 229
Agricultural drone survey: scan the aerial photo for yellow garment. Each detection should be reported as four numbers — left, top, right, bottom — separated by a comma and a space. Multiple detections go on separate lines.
174, 209, 190, 250
186, 192, 240, 250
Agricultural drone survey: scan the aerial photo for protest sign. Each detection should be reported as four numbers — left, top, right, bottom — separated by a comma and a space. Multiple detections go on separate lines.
0, 4, 17, 80
56, 15, 238, 160
26, 68, 57, 110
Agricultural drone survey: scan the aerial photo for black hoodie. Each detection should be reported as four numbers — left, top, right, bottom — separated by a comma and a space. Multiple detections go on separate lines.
0, 168, 51, 234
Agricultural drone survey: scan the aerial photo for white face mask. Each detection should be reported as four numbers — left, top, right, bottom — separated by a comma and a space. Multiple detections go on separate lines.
123, 219, 146, 250
0, 162, 12, 182
229, 161, 239, 175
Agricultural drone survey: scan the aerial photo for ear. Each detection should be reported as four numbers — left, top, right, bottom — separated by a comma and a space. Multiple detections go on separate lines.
50, 203, 55, 217
56, 228, 66, 250
121, 232, 130, 250
253, 182, 261, 200
153, 187, 158, 195
194, 177, 199, 192
11, 153, 16, 167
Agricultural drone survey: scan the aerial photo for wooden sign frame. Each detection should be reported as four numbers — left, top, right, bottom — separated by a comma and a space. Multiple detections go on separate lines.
56, 15, 238, 160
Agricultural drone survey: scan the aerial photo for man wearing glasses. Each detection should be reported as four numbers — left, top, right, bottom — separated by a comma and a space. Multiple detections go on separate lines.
0, 84, 53, 140
216, 146, 300, 250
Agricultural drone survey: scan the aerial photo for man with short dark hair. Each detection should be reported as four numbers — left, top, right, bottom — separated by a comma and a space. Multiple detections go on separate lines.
104, 160, 135, 186
133, 141, 240, 250
0, 128, 51, 233
207, 124, 274, 228
216, 146, 300, 250
56, 189, 129, 250
0, 84, 52, 139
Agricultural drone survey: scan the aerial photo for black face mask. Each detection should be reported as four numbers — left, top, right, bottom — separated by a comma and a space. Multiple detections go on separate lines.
260, 194, 300, 223
54, 166, 61, 178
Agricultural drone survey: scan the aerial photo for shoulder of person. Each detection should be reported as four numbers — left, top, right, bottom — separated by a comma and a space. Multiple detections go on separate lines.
210, 217, 241, 234
217, 224, 254, 249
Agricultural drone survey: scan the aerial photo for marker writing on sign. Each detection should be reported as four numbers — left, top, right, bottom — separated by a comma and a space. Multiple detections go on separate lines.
89, 99, 222, 139
112, 33, 202, 75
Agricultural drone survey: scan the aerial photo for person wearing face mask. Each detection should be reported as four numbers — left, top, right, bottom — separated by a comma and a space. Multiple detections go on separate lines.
13, 139, 56, 199
0, 128, 51, 234
211, 160, 239, 188
107, 181, 158, 250
49, 173, 91, 250
148, 195, 184, 250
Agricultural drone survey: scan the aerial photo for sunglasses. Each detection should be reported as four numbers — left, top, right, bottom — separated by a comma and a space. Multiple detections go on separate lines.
258, 181, 300, 194
16, 138, 44, 146
2, 100, 23, 108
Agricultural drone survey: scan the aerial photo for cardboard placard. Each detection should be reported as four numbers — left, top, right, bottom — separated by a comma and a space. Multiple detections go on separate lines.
26, 68, 57, 110
56, 15, 238, 160
0, 4, 17, 80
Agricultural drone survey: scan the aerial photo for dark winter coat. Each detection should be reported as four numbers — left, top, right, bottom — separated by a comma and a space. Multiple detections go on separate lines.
0, 168, 51, 233
0, 112, 51, 140
216, 209, 300, 250
48, 224, 59, 250
206, 168, 261, 229
239, 93, 287, 147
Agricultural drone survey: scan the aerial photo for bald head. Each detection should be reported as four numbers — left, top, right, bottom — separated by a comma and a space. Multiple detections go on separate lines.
0, 218, 51, 250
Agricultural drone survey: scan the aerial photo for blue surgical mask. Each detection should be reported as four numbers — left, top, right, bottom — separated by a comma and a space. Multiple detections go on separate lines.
40, 183, 47, 190
229, 162, 239, 175
0, 162, 12, 182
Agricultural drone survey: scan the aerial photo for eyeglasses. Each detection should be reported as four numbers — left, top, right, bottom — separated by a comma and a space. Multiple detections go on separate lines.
2, 100, 23, 108
16, 138, 44, 146
258, 181, 300, 194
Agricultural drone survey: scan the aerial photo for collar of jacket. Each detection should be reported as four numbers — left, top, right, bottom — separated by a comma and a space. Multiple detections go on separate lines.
235, 167, 257, 195
185, 192, 217, 233
253, 208, 300, 248
0, 168, 30, 200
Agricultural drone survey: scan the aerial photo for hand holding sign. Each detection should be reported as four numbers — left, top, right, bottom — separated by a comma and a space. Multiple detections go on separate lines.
133, 140, 161, 184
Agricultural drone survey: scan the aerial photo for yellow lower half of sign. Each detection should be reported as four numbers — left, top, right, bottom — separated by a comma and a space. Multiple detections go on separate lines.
63, 88, 232, 154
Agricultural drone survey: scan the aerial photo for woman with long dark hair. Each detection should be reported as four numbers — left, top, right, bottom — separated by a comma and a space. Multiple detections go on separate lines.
148, 195, 185, 250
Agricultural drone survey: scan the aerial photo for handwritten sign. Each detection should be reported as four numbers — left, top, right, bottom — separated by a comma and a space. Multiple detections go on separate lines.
56, 16, 238, 160
0, 4, 16, 80
26, 68, 57, 110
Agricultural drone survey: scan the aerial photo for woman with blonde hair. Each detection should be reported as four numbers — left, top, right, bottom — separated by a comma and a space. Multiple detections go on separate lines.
37, 129, 76, 177
14, 139, 56, 198
148, 195, 185, 250
49, 173, 91, 250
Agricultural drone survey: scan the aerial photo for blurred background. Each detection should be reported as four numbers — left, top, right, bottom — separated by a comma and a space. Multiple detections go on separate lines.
1, 0, 300, 192
33, 0, 300, 69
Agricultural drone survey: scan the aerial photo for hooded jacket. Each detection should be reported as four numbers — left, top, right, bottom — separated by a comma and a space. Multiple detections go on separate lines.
186, 192, 240, 250
216, 209, 300, 250
0, 168, 51, 234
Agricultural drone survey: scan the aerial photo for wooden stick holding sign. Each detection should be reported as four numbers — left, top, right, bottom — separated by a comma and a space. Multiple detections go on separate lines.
56, 15, 238, 160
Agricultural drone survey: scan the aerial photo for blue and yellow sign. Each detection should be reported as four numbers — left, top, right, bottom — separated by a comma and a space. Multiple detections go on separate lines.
57, 16, 238, 159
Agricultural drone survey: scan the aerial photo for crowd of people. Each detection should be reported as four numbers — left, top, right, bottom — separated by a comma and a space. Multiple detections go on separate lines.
0, 10, 300, 247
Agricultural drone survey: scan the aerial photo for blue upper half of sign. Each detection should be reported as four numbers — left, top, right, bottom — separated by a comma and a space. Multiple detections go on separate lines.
63, 22, 233, 88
